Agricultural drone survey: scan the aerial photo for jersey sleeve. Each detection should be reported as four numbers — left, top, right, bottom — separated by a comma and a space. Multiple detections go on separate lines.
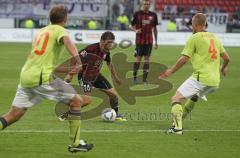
131, 12, 138, 26
181, 36, 195, 58
104, 53, 111, 63
56, 26, 69, 44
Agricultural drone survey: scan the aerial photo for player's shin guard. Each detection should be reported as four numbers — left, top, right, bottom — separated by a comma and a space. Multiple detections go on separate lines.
68, 110, 81, 147
133, 62, 140, 80
143, 62, 149, 82
0, 117, 8, 130
110, 97, 119, 114
171, 103, 183, 130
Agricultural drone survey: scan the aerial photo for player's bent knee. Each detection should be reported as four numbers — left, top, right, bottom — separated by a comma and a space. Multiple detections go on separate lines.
82, 95, 92, 107
171, 95, 181, 104
108, 91, 117, 97
171, 91, 185, 103
107, 92, 118, 100
70, 95, 83, 107
102, 88, 117, 98
191, 95, 199, 102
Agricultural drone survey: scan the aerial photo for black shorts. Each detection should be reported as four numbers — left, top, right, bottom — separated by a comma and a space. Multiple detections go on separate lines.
78, 73, 112, 93
135, 44, 153, 57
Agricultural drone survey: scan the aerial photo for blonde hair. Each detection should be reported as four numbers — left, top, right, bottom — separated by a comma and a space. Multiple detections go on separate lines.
192, 13, 206, 26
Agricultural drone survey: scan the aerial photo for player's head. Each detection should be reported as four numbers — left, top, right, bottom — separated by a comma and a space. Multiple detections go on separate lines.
100, 31, 115, 52
142, 0, 150, 12
192, 13, 206, 33
49, 5, 68, 26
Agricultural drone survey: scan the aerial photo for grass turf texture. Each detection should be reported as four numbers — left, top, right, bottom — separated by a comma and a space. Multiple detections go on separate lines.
0, 42, 239, 158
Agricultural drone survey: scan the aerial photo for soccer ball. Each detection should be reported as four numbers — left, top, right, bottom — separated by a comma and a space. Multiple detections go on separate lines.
101, 108, 117, 122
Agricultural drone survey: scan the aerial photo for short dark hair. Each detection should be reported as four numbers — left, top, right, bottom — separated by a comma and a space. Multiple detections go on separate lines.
49, 5, 68, 24
100, 31, 115, 41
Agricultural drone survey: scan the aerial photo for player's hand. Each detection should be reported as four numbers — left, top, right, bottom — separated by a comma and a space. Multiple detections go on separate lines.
158, 69, 173, 79
221, 67, 228, 76
69, 65, 82, 75
136, 29, 142, 34
68, 68, 77, 75
154, 43, 158, 49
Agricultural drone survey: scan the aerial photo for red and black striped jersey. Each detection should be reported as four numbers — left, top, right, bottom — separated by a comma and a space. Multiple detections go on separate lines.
131, 10, 158, 45
78, 43, 111, 82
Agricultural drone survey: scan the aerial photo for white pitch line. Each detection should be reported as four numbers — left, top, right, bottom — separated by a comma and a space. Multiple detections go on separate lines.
2, 129, 240, 133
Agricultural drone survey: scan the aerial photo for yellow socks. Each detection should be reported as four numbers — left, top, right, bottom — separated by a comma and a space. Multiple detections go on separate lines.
183, 99, 196, 120
171, 103, 183, 130
69, 119, 81, 147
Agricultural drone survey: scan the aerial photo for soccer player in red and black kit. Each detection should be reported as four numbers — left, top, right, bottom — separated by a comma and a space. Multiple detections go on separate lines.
129, 0, 158, 84
65, 31, 126, 121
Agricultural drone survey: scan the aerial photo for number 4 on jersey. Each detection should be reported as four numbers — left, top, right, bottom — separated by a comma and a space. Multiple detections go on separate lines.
208, 39, 217, 60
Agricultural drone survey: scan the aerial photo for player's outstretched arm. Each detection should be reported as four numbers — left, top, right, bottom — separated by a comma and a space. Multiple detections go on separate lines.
159, 55, 189, 79
62, 36, 82, 66
63, 36, 82, 66
220, 52, 230, 76
63, 36, 82, 73
107, 62, 123, 85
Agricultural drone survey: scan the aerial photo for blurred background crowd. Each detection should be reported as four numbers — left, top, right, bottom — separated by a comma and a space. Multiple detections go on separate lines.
0, 0, 239, 33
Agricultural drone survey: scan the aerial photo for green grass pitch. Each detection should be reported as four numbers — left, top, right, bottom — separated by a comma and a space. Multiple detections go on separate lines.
0, 42, 239, 158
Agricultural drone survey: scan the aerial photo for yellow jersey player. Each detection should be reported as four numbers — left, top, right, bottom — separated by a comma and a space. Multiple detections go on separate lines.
159, 13, 230, 135
0, 5, 93, 152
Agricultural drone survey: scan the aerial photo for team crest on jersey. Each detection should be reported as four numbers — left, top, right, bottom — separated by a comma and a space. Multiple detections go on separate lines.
149, 16, 153, 21
80, 50, 88, 57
